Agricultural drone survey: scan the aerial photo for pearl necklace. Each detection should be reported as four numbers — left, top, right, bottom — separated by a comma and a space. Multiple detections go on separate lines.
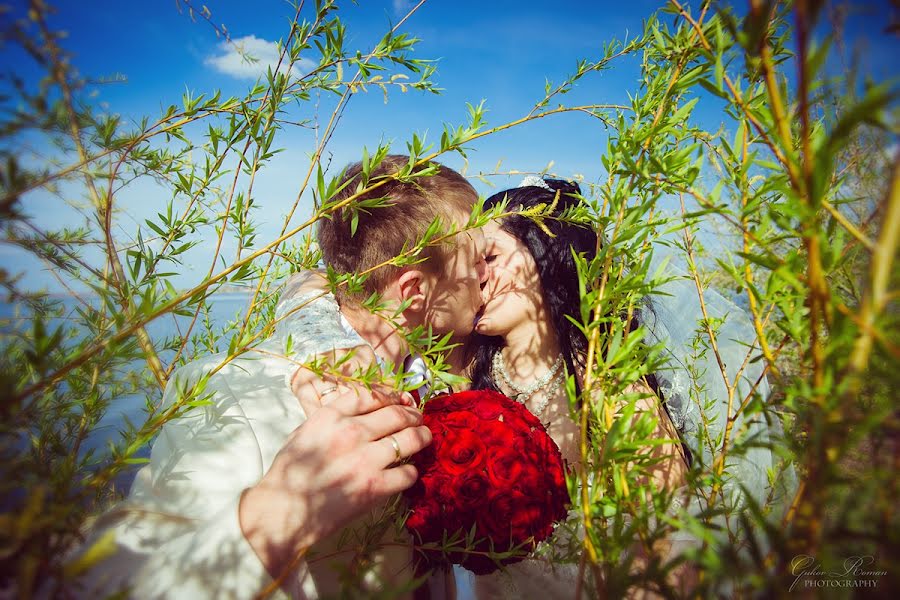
491, 351, 564, 416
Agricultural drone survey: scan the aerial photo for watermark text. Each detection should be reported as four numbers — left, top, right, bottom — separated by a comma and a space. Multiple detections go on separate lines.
790, 555, 887, 591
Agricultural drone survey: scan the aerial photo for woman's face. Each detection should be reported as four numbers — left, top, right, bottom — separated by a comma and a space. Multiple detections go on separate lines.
474, 221, 546, 337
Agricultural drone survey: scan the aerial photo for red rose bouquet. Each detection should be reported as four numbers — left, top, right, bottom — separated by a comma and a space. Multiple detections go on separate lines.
403, 390, 569, 575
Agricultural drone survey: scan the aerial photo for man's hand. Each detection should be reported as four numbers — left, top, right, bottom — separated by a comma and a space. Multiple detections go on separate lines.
239, 370, 431, 581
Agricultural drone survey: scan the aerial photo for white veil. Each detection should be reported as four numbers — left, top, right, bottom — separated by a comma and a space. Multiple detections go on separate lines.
642, 249, 797, 549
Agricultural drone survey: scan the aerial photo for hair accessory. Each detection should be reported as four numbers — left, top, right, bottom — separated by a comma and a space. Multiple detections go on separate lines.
518, 175, 553, 192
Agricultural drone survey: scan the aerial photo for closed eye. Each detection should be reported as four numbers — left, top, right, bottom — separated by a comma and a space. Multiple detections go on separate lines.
484, 254, 498, 264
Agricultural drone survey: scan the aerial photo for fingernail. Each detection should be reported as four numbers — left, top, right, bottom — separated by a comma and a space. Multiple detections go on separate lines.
402, 392, 415, 405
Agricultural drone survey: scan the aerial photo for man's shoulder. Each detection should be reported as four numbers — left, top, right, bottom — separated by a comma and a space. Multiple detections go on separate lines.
171, 341, 291, 377
165, 341, 296, 408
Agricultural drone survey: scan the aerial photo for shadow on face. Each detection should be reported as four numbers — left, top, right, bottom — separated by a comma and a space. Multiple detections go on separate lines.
422, 225, 488, 340
477, 223, 549, 342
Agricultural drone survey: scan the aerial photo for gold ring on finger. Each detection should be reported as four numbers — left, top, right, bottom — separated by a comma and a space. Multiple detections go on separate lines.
320, 385, 339, 398
388, 434, 402, 462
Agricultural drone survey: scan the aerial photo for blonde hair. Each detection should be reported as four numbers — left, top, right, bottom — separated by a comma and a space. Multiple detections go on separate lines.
317, 155, 477, 304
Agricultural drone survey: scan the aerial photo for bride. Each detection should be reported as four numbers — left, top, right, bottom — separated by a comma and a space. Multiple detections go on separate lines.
458, 177, 689, 599
468, 176, 686, 473
461, 176, 794, 598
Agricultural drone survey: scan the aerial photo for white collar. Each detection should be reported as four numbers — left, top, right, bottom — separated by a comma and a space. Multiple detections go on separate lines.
340, 313, 433, 396
403, 354, 430, 396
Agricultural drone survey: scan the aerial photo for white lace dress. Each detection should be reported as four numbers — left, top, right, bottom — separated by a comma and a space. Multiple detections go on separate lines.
453, 507, 587, 600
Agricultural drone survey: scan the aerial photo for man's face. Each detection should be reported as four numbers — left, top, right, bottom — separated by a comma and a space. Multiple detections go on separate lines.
421, 212, 488, 339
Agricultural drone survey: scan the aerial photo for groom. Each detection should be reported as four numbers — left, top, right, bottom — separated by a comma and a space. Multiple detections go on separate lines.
249, 154, 489, 585
73, 155, 487, 598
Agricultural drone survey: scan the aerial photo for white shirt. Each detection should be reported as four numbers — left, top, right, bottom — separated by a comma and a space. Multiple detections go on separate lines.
70, 289, 413, 599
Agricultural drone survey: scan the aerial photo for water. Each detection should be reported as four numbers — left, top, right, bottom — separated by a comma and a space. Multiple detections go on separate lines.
2, 293, 253, 491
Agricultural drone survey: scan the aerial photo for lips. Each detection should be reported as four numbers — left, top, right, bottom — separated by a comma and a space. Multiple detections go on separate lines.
473, 304, 486, 327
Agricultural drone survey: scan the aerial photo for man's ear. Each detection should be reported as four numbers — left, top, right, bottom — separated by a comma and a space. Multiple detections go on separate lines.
396, 269, 430, 313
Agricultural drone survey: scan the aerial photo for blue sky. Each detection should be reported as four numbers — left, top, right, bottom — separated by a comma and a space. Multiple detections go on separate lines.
2, 0, 897, 292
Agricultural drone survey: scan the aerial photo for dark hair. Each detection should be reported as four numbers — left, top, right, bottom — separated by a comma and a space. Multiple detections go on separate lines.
318, 154, 477, 305
467, 178, 687, 461
467, 178, 597, 399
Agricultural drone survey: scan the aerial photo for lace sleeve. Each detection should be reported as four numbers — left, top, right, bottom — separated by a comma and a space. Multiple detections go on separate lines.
273, 277, 367, 391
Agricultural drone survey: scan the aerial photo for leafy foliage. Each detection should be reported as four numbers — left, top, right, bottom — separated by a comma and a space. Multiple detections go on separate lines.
1, 0, 896, 597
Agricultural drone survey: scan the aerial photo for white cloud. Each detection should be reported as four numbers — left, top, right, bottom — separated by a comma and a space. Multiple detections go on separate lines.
204, 35, 316, 80
393, 0, 414, 17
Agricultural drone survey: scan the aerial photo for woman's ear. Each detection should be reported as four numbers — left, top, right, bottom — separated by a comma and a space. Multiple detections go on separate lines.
396, 269, 430, 313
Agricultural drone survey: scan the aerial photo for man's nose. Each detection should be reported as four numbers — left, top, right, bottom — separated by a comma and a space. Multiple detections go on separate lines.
477, 259, 489, 288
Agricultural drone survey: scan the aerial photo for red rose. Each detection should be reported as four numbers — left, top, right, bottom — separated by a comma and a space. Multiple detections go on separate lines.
470, 399, 504, 420
406, 498, 441, 539
441, 428, 487, 476
442, 410, 479, 431
405, 390, 569, 576
510, 497, 550, 540
514, 465, 544, 497
481, 490, 519, 540
477, 419, 512, 447
429, 393, 470, 413
456, 472, 490, 506
486, 448, 526, 487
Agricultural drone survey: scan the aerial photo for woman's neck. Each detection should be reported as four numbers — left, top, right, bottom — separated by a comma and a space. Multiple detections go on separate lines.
501, 313, 561, 383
